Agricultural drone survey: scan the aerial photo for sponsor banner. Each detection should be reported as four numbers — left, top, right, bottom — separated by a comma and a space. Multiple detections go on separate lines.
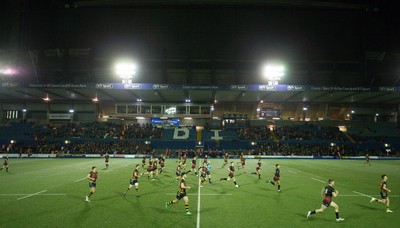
48, 113, 72, 120
1, 82, 21, 88
59, 154, 85, 158
310, 86, 373, 92
85, 154, 102, 158
28, 83, 87, 88
1, 154, 20, 158
114, 154, 126, 158
0, 83, 393, 93
30, 154, 58, 158
124, 155, 136, 159
259, 155, 313, 159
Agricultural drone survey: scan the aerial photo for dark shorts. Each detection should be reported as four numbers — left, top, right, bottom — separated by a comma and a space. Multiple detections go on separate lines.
176, 172, 180, 177
381, 192, 388, 199
130, 179, 138, 186
273, 175, 280, 181
201, 173, 206, 178
206, 170, 210, 175
256, 167, 260, 171
241, 161, 245, 166
191, 165, 196, 169
322, 197, 332, 207
147, 167, 152, 172
176, 191, 186, 200
229, 172, 234, 178
89, 182, 96, 188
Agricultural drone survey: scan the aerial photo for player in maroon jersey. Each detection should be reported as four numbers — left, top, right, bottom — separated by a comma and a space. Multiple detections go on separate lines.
198, 162, 207, 187
251, 159, 262, 179
123, 164, 140, 197
267, 164, 281, 192
175, 164, 182, 182
104, 154, 110, 169
159, 156, 165, 174
370, 174, 393, 212
165, 172, 192, 215
222, 153, 228, 168
220, 161, 239, 188
141, 156, 146, 168
191, 156, 198, 176
85, 166, 98, 202
0, 155, 9, 172
307, 179, 345, 222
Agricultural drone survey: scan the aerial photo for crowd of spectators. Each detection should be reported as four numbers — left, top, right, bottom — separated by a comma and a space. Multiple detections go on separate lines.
237, 127, 272, 140
273, 125, 313, 141
32, 122, 162, 140
1, 121, 399, 156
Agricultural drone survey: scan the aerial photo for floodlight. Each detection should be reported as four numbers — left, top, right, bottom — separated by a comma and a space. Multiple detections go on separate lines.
115, 62, 137, 83
69, 109, 74, 113
43, 94, 50, 102
22, 109, 27, 113
262, 64, 285, 84
303, 107, 308, 111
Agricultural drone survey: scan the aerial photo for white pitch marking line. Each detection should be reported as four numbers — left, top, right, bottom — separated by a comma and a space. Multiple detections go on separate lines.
74, 177, 87, 182
196, 160, 201, 228
0, 193, 66, 196
104, 169, 113, 173
340, 194, 399, 198
288, 170, 297, 174
353, 191, 375, 199
17, 190, 48, 200
165, 193, 233, 196
311, 178, 326, 183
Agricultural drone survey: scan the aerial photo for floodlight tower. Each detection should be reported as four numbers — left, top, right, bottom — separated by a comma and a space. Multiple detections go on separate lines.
115, 62, 137, 83
262, 64, 285, 85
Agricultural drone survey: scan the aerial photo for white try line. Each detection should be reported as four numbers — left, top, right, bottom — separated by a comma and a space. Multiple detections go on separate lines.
17, 190, 48, 200
74, 177, 87, 182
311, 178, 326, 184
288, 170, 298, 174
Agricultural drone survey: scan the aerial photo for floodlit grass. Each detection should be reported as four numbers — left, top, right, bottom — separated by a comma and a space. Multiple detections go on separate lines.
0, 158, 399, 228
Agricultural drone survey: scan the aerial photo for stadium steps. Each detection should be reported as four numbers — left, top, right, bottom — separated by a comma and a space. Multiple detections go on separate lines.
270, 130, 279, 142
343, 131, 356, 143
197, 129, 202, 142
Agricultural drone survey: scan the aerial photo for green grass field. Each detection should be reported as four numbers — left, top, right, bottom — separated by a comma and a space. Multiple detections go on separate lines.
0, 158, 399, 228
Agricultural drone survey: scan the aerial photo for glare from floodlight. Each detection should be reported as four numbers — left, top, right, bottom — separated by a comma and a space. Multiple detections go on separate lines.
185, 99, 191, 103
22, 109, 27, 113
0, 68, 17, 75
43, 94, 50, 102
351, 110, 355, 114
115, 62, 137, 83
69, 109, 74, 113
303, 107, 308, 111
262, 64, 285, 85
375, 113, 379, 116
137, 98, 142, 102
